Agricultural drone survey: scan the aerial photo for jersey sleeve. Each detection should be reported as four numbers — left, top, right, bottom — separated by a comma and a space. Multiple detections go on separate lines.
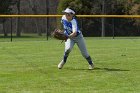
71, 19, 78, 33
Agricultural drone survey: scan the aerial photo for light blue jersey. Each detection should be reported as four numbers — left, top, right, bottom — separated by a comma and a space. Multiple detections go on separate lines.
61, 15, 81, 36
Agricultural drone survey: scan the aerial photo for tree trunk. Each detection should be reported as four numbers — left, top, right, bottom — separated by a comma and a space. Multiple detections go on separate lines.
46, 0, 49, 40
3, 19, 11, 37
28, 0, 42, 36
3, 22, 8, 37
101, 0, 105, 37
17, 0, 21, 37
101, 18, 105, 37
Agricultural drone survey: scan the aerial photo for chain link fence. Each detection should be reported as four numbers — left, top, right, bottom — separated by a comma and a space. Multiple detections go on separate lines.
0, 0, 140, 42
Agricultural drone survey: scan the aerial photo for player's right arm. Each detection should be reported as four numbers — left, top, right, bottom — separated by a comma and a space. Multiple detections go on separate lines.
68, 32, 77, 38
68, 19, 78, 38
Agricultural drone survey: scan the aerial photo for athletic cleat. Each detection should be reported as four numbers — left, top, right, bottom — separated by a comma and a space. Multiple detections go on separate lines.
58, 60, 65, 69
89, 64, 94, 70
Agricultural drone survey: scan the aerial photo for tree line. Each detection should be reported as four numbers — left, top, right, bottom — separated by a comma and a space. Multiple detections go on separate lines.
0, 0, 58, 37
58, 0, 140, 36
0, 0, 140, 37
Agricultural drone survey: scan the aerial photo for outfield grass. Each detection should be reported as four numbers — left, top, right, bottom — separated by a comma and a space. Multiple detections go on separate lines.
0, 37, 140, 93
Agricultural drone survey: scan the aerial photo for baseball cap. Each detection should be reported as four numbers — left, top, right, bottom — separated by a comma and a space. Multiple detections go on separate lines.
62, 8, 75, 14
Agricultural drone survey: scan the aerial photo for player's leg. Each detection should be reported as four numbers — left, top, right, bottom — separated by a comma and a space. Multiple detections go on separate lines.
76, 35, 94, 69
64, 39, 75, 62
58, 39, 75, 69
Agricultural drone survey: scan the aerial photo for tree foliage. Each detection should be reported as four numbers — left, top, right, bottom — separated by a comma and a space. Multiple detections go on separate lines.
0, 0, 17, 23
58, 0, 140, 36
0, 0, 17, 14
57, 0, 93, 14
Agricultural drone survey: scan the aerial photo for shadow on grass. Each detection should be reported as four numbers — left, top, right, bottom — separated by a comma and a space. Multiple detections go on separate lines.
94, 67, 130, 71
66, 67, 130, 71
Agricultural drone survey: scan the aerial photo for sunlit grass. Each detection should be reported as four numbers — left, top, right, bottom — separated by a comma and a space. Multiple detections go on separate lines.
0, 37, 140, 93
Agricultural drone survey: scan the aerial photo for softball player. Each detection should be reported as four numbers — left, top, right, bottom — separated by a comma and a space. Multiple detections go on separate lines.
58, 8, 94, 69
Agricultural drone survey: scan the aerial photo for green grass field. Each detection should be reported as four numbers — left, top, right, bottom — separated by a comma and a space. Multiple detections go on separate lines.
0, 37, 140, 93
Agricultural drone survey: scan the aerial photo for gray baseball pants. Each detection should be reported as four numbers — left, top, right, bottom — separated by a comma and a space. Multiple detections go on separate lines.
64, 34, 90, 58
